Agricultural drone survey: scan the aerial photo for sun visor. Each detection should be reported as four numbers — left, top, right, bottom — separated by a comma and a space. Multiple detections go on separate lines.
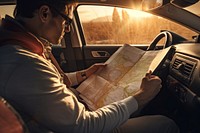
76, 0, 142, 9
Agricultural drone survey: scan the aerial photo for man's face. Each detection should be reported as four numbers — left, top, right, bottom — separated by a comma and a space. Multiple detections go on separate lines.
47, 15, 66, 44
43, 5, 73, 44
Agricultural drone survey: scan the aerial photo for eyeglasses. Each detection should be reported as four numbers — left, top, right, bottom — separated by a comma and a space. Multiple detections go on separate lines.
49, 5, 73, 26
55, 10, 72, 26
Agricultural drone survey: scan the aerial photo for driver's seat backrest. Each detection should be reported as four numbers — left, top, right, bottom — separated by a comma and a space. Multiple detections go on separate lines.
0, 97, 27, 133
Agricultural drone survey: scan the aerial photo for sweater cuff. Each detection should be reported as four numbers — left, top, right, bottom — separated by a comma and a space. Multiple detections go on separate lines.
66, 72, 78, 86
121, 96, 138, 115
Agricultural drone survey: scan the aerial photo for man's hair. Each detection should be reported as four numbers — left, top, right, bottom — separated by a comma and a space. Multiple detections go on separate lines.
14, 0, 73, 18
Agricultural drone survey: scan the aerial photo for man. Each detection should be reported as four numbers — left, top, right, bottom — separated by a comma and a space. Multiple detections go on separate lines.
0, 0, 179, 132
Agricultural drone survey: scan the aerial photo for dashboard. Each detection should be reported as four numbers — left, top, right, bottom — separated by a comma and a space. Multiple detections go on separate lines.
158, 43, 200, 132
146, 43, 200, 132
166, 44, 200, 110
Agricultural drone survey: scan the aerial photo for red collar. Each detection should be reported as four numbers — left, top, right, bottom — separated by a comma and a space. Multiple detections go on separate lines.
0, 16, 44, 56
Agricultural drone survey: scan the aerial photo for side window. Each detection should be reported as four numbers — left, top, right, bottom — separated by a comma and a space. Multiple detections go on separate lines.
0, 5, 15, 25
77, 5, 197, 46
0, 5, 15, 18
0, 4, 15, 25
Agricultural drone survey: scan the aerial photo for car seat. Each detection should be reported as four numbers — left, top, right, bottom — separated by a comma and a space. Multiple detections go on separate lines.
0, 96, 28, 133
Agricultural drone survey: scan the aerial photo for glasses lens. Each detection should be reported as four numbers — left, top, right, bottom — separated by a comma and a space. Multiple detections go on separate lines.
50, 5, 73, 25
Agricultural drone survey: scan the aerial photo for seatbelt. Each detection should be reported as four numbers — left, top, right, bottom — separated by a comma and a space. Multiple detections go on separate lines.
63, 32, 77, 72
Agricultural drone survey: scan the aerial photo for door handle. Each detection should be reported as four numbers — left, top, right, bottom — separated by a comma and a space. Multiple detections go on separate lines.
91, 51, 110, 57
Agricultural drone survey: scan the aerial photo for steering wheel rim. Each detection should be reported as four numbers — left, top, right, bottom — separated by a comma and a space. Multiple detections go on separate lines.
147, 31, 173, 51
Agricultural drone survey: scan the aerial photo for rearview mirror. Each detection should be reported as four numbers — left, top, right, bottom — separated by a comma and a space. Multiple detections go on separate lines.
142, 0, 170, 11
171, 0, 199, 7
142, 0, 199, 11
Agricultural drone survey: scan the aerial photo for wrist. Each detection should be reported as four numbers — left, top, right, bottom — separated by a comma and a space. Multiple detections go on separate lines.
133, 90, 146, 109
80, 71, 87, 80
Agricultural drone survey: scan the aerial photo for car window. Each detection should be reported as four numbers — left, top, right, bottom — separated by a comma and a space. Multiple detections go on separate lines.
0, 5, 15, 25
77, 5, 197, 46
0, 5, 15, 18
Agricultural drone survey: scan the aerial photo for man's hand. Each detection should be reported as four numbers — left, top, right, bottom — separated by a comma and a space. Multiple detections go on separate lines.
76, 63, 106, 84
134, 70, 162, 109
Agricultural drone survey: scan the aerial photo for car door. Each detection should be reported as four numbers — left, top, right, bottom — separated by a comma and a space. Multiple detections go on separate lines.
74, 4, 149, 69
59, 1, 152, 72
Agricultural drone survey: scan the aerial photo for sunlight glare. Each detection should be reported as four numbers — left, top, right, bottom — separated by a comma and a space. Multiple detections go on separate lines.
127, 10, 153, 19
78, 5, 154, 22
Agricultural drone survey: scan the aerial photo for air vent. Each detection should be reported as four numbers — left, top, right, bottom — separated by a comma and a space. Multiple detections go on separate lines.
183, 62, 195, 77
172, 58, 182, 68
172, 58, 195, 78
171, 55, 197, 86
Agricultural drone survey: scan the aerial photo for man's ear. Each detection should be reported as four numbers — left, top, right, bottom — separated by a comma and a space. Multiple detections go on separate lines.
38, 5, 51, 23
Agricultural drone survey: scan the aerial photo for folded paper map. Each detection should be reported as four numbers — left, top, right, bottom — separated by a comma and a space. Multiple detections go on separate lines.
77, 44, 172, 110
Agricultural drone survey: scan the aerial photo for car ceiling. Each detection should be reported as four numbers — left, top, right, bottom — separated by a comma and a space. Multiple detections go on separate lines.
76, 0, 142, 9
0, 0, 15, 5
1, 0, 200, 33
0, 0, 142, 9
146, 2, 200, 33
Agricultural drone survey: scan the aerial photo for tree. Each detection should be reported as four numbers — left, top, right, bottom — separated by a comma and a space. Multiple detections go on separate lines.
122, 9, 130, 24
122, 9, 131, 42
112, 7, 121, 43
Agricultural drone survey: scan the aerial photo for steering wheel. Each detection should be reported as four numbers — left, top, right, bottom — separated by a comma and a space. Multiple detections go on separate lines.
147, 31, 173, 51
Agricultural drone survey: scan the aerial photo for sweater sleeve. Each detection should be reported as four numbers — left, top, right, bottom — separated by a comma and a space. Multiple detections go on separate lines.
6, 56, 138, 133
65, 72, 79, 86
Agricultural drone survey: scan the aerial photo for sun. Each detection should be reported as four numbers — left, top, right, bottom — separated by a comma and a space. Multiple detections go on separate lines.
127, 10, 153, 19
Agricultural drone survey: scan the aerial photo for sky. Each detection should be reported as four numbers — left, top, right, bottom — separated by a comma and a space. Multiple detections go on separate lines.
77, 5, 153, 23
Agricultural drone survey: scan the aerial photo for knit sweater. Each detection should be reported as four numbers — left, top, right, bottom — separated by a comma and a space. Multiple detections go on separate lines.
0, 15, 138, 133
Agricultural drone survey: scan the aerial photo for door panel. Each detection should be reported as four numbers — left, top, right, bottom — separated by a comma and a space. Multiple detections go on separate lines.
82, 45, 149, 68
72, 5, 152, 70
83, 45, 120, 68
